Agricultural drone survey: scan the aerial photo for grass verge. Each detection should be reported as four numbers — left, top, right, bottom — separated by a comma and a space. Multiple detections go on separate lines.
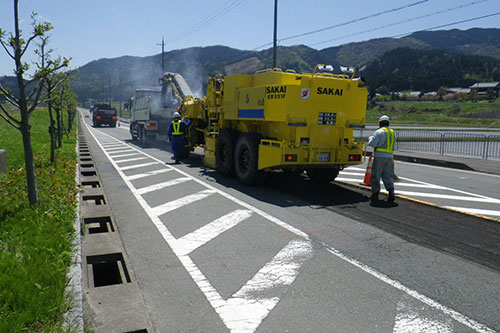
0, 108, 78, 332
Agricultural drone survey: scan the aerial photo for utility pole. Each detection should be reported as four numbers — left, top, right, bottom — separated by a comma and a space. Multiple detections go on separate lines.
272, 0, 278, 68
156, 36, 165, 74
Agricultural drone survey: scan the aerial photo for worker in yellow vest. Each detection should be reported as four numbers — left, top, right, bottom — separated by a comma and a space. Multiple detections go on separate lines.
168, 112, 189, 163
368, 115, 395, 203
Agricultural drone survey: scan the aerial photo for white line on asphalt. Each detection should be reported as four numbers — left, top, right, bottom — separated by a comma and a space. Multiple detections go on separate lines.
444, 206, 500, 217
325, 246, 493, 333
175, 209, 253, 256
151, 189, 216, 217
120, 161, 161, 171
336, 177, 448, 189
396, 191, 500, 204
126, 168, 172, 180
106, 146, 132, 151
136, 177, 192, 195
114, 156, 149, 163
107, 149, 136, 155
85, 122, 494, 333
111, 152, 142, 159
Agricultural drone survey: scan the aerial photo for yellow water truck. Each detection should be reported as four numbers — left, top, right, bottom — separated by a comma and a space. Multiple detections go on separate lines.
164, 64, 368, 184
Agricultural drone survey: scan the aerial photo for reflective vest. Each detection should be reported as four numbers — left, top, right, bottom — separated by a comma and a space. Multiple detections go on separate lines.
375, 127, 394, 153
171, 120, 184, 135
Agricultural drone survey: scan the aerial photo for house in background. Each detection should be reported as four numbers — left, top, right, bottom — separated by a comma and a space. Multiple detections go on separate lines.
469, 82, 499, 99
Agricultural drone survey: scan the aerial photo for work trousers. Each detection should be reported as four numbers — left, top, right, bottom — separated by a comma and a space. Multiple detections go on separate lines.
370, 156, 394, 193
171, 135, 185, 158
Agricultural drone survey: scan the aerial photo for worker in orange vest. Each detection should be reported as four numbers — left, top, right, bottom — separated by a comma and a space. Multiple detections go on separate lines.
368, 115, 395, 203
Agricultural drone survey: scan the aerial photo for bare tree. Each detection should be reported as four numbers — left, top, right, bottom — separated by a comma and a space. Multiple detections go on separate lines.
0, 1, 54, 205
35, 36, 69, 163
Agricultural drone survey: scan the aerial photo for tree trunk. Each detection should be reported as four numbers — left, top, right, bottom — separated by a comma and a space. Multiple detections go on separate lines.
20, 108, 38, 205
48, 100, 56, 164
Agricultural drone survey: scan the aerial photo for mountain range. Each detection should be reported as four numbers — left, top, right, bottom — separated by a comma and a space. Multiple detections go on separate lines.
2, 28, 500, 102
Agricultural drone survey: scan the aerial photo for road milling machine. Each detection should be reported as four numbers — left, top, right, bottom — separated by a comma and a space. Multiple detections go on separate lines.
156, 64, 368, 184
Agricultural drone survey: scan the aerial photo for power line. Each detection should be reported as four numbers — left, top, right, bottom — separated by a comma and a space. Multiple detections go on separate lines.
166, 0, 246, 44
309, 0, 489, 46
390, 11, 500, 38
251, 0, 433, 50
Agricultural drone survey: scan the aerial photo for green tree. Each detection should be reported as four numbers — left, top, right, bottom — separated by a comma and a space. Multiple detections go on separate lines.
0, 1, 55, 205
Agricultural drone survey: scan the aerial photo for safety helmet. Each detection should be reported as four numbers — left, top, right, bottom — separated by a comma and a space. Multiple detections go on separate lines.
173, 111, 181, 118
379, 115, 390, 122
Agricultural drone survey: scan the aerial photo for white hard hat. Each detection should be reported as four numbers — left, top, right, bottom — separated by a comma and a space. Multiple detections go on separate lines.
379, 115, 390, 122
173, 111, 181, 118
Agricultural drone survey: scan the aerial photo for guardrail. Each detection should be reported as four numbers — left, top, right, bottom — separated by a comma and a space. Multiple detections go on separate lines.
395, 131, 500, 160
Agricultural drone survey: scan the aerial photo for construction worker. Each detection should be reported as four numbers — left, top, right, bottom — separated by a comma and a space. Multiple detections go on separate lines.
168, 111, 189, 163
368, 115, 395, 203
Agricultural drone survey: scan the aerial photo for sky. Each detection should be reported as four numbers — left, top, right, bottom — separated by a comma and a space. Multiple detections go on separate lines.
1, 0, 499, 76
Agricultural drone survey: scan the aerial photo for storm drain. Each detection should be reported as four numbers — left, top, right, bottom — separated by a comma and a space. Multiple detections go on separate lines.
81, 170, 97, 177
82, 195, 106, 205
81, 181, 101, 188
83, 216, 114, 234
87, 253, 131, 287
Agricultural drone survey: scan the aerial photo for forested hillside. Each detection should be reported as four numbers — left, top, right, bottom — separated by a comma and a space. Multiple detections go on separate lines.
2, 28, 499, 103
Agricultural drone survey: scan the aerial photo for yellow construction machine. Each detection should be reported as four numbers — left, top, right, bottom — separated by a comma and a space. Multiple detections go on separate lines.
160, 64, 368, 184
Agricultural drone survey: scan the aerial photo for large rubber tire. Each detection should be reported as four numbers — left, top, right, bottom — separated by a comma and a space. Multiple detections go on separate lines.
215, 128, 238, 176
139, 127, 149, 146
130, 124, 138, 141
234, 132, 266, 185
306, 168, 340, 183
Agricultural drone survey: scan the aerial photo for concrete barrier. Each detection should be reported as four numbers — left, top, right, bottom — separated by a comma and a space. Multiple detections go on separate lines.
0, 149, 6, 173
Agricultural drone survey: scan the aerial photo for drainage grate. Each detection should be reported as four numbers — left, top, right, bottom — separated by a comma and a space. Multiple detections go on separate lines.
83, 216, 115, 234
80, 163, 94, 168
124, 330, 148, 333
80, 153, 91, 157
82, 195, 106, 205
80, 157, 92, 162
81, 181, 101, 188
87, 253, 131, 287
81, 170, 97, 177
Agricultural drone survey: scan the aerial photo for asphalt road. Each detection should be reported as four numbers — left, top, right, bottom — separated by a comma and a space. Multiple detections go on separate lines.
79, 109, 500, 333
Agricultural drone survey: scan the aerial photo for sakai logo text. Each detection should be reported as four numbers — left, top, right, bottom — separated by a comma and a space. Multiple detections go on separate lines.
266, 85, 287, 100
317, 87, 343, 96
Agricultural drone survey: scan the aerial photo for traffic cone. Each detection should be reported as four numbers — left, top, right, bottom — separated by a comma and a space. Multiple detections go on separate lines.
360, 156, 373, 186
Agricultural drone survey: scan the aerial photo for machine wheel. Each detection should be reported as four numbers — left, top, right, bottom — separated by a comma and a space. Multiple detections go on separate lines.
234, 132, 265, 185
215, 128, 238, 176
130, 125, 138, 141
306, 168, 340, 183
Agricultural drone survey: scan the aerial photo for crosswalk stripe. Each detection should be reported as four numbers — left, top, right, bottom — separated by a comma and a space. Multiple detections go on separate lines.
115, 156, 149, 163
111, 152, 141, 159
126, 168, 172, 180
137, 177, 191, 195
336, 178, 447, 189
108, 149, 136, 155
175, 209, 253, 255
120, 161, 161, 171
151, 189, 216, 217
444, 206, 500, 217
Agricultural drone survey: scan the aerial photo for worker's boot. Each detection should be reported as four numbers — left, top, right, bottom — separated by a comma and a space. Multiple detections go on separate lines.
370, 192, 379, 203
387, 188, 395, 202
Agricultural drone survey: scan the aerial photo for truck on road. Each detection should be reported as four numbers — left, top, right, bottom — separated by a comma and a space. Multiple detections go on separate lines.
161, 65, 368, 184
90, 104, 117, 127
126, 73, 193, 145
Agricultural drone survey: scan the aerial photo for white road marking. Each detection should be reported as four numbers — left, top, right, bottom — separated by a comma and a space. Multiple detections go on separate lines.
393, 297, 453, 333
120, 161, 161, 171
326, 246, 494, 333
107, 149, 136, 155
396, 191, 500, 204
444, 206, 500, 217
106, 146, 132, 151
220, 239, 313, 332
151, 189, 216, 217
111, 152, 142, 159
84, 119, 494, 333
176, 209, 253, 255
114, 156, 149, 163
136, 177, 191, 195
126, 168, 172, 180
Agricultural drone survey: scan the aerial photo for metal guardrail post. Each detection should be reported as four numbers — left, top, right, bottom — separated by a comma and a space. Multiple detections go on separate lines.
484, 137, 490, 160
439, 133, 444, 155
